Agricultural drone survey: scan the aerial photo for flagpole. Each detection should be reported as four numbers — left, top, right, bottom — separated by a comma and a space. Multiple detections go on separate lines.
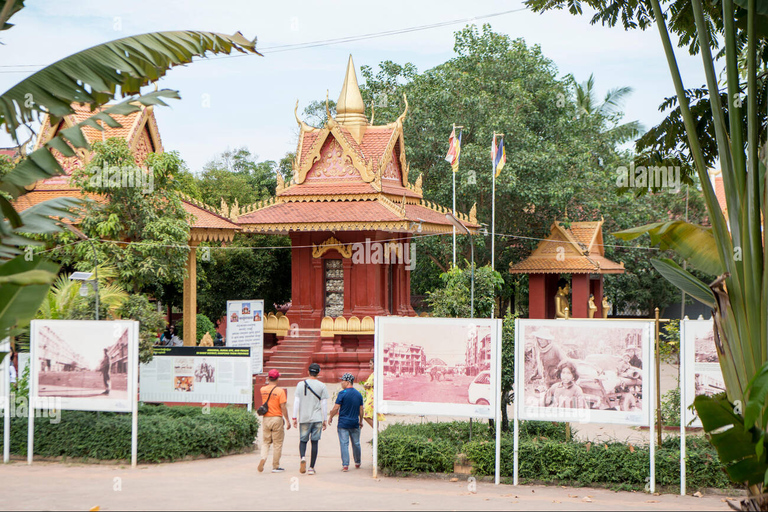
491, 132, 496, 319
452, 123, 457, 268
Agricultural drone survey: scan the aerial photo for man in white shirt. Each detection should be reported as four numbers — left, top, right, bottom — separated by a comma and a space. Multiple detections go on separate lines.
292, 363, 329, 475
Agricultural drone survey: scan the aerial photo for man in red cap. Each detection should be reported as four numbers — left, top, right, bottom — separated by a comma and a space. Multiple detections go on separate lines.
258, 369, 290, 473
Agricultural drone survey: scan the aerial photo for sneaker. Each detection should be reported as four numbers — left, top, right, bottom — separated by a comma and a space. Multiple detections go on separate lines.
272, 468, 285, 473
342, 466, 349, 472
300, 459, 306, 474
355, 463, 361, 469
307, 468, 316, 475
258, 459, 266, 473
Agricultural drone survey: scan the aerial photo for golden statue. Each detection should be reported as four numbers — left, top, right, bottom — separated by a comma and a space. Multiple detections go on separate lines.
554, 278, 570, 319
588, 294, 597, 318
199, 332, 214, 347
602, 297, 610, 318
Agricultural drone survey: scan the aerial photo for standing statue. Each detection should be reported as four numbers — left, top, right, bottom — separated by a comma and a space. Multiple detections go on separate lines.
554, 278, 570, 319
588, 294, 597, 318
602, 296, 610, 318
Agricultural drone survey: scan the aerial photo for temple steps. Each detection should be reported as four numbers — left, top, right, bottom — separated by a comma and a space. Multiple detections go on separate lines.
263, 331, 322, 386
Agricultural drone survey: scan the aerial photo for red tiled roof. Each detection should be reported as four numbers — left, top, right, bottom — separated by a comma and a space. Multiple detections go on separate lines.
238, 200, 400, 225
13, 189, 237, 231
713, 175, 727, 216
183, 202, 240, 230
509, 221, 624, 275
13, 189, 99, 213
236, 198, 477, 233
280, 182, 378, 196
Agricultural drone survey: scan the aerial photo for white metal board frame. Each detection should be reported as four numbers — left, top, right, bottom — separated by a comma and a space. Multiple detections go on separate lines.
226, 300, 265, 375
680, 317, 719, 495
513, 318, 657, 492
375, 316, 501, 418
27, 320, 139, 467
373, 316, 503, 485
1, 339, 9, 464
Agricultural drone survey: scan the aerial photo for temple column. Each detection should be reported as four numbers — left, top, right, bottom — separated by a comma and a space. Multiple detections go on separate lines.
182, 241, 199, 346
528, 273, 546, 319
571, 274, 590, 318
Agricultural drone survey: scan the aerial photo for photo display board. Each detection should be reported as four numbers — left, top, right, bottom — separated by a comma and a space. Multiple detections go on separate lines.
681, 318, 723, 427
140, 346, 252, 405
516, 319, 654, 426
30, 320, 139, 412
226, 299, 264, 374
375, 316, 502, 418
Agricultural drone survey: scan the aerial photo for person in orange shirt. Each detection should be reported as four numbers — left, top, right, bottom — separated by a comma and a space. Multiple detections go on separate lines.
258, 369, 291, 473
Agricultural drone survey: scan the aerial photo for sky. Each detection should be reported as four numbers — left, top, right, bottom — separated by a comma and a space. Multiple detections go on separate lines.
0, 0, 707, 174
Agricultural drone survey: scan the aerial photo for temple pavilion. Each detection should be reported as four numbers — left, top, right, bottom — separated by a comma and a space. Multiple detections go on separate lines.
13, 104, 241, 346
509, 220, 624, 319
225, 56, 478, 382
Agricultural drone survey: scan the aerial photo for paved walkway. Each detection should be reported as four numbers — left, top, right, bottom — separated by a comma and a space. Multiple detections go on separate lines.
0, 370, 734, 510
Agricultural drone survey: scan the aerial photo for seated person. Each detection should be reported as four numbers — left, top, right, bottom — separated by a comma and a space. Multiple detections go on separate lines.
543, 361, 586, 409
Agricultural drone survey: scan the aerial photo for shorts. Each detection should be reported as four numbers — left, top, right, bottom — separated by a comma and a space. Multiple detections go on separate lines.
299, 421, 323, 442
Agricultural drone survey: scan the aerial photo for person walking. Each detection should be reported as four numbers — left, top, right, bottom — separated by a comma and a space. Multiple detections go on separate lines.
292, 363, 329, 475
99, 348, 111, 395
362, 358, 385, 428
328, 373, 364, 471
258, 369, 291, 473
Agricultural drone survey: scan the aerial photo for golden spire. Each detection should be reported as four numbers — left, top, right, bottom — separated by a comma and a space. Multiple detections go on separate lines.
335, 55, 368, 142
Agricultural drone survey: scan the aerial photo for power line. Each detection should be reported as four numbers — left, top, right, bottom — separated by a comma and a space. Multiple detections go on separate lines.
0, 7, 528, 74
35, 227, 660, 254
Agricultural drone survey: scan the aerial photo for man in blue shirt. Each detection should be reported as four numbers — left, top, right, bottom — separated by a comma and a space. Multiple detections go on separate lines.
328, 372, 364, 471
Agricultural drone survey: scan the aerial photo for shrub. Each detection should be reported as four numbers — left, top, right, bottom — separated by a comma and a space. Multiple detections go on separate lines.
118, 294, 165, 364
177, 314, 217, 345
660, 387, 681, 427
0, 404, 258, 463
377, 421, 732, 491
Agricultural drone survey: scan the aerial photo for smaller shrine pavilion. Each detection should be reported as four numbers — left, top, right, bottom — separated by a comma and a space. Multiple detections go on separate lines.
509, 220, 624, 319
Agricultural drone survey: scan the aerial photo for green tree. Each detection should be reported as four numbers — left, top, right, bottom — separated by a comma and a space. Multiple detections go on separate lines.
425, 264, 503, 319
49, 138, 191, 300
197, 234, 291, 323
193, 147, 278, 208
360, 25, 700, 316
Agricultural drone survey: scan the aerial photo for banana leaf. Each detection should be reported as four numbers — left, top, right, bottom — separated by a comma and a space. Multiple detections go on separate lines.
695, 393, 768, 486
615, 220, 722, 276
0, 255, 58, 337
0, 31, 259, 139
650, 257, 716, 307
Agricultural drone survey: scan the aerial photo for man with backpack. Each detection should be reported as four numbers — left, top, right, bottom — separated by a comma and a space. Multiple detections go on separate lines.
258, 369, 290, 473
292, 363, 329, 475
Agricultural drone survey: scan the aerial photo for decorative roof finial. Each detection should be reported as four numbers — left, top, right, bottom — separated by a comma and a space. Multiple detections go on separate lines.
397, 93, 409, 124
335, 55, 368, 142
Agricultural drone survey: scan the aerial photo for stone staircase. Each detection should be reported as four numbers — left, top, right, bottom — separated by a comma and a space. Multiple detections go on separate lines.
264, 329, 322, 386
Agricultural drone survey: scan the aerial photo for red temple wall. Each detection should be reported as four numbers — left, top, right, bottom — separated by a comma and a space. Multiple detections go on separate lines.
287, 231, 416, 328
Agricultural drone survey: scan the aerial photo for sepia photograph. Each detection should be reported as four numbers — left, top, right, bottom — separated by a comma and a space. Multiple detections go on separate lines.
194, 359, 215, 383
376, 317, 500, 418
682, 319, 724, 426
31, 320, 137, 412
517, 319, 652, 426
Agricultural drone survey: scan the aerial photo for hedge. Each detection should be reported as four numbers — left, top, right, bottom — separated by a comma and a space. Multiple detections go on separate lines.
378, 421, 733, 492
0, 404, 259, 463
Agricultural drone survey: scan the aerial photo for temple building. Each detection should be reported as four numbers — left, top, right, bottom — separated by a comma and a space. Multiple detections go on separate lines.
13, 104, 241, 346
509, 220, 624, 319
228, 56, 478, 382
